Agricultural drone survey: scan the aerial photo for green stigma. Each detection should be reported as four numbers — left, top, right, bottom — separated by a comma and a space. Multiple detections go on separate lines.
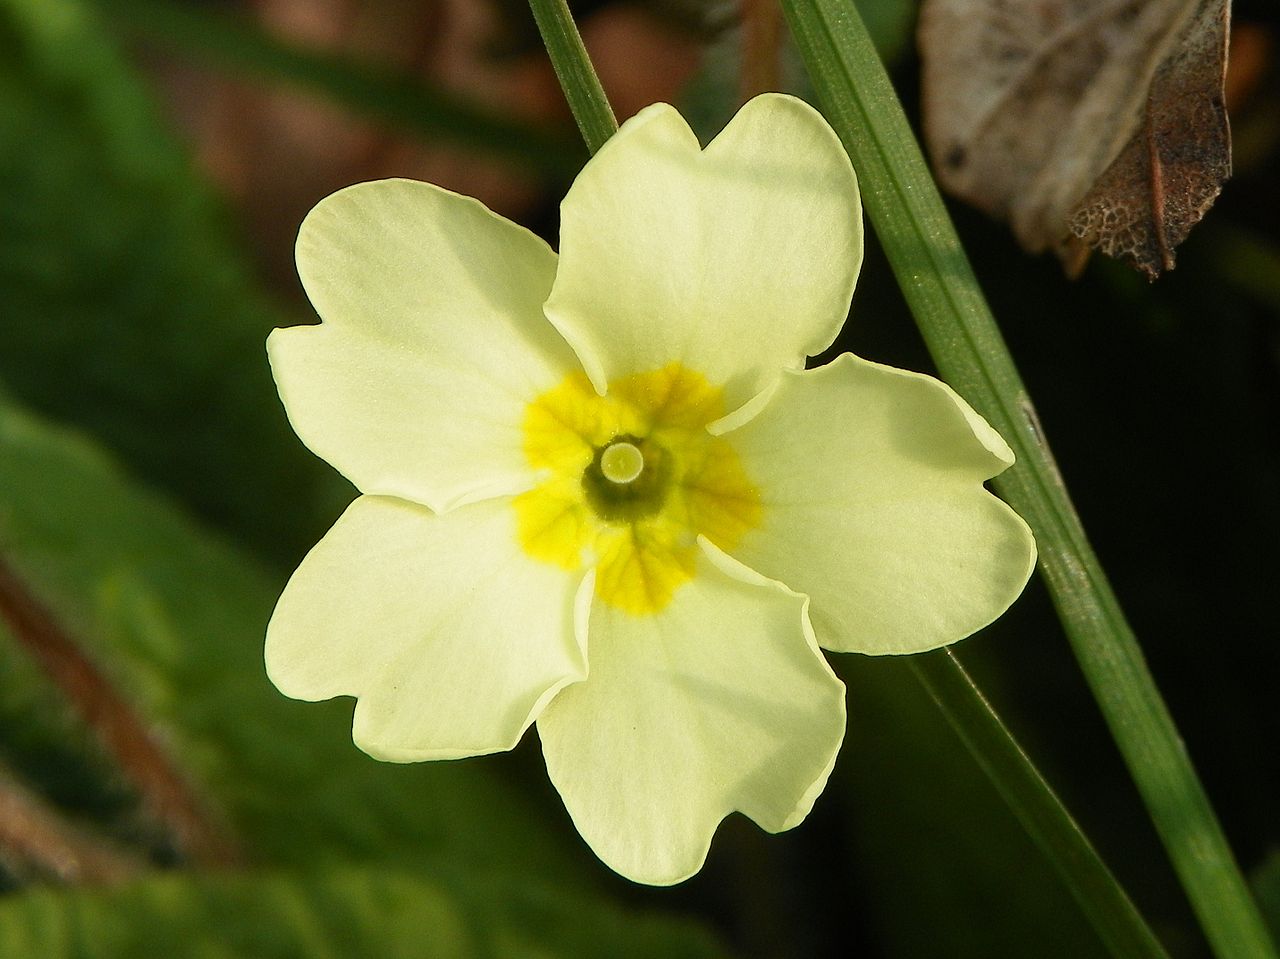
600, 441, 645, 484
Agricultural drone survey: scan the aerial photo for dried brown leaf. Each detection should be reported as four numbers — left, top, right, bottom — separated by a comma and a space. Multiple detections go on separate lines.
920, 0, 1231, 278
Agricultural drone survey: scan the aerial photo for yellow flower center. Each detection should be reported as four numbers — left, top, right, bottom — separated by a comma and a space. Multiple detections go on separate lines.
514, 362, 762, 615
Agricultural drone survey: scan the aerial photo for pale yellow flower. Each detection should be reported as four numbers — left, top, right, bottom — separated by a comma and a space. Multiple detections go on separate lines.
265, 94, 1036, 885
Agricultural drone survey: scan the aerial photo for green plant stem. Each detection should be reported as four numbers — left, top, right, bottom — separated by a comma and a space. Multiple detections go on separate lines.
911, 652, 1168, 959
527, 0, 617, 155
780, 2, 1276, 957
92, 0, 583, 177
529, 5, 1173, 958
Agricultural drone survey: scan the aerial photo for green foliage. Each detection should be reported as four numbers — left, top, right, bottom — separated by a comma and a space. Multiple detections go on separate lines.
0, 867, 729, 958
837, 655, 1107, 959
852, 0, 916, 63
0, 0, 349, 566
0, 395, 581, 877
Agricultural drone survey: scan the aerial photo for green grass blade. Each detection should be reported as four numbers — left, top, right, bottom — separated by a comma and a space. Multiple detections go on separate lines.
92, 0, 584, 177
527, 0, 618, 154
779, 2, 1276, 957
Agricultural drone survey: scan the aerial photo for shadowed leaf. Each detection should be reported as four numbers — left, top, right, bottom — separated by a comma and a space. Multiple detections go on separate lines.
1067, 0, 1230, 277
920, 0, 1231, 278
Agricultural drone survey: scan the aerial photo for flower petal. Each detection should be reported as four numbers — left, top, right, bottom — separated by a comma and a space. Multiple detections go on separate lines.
266, 495, 590, 761
270, 179, 581, 511
726, 354, 1036, 655
544, 93, 863, 411
537, 542, 845, 885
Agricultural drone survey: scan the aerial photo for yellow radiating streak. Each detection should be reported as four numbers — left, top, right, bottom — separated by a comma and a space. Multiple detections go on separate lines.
515, 364, 761, 615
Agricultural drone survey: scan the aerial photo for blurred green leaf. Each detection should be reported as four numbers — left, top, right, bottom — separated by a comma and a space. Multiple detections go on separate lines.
1256, 852, 1280, 942
836, 655, 1108, 959
1211, 225, 1280, 308
682, 0, 916, 141
852, 0, 916, 63
0, 395, 589, 880
907, 650, 1168, 959
0, 0, 348, 565
92, 0, 584, 177
0, 866, 730, 958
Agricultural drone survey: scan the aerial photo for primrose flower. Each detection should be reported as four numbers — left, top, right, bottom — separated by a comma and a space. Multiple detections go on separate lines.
265, 94, 1036, 885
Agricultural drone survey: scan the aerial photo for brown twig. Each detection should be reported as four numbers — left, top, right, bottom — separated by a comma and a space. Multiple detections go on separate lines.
0, 557, 241, 869
0, 767, 146, 885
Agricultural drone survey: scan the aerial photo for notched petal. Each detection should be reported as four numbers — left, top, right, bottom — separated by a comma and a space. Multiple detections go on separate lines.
727, 354, 1036, 656
537, 549, 845, 885
545, 93, 864, 412
274, 178, 580, 511
266, 495, 588, 761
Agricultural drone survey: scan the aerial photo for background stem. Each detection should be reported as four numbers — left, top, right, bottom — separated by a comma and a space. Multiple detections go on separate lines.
0, 558, 240, 869
0, 765, 145, 885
